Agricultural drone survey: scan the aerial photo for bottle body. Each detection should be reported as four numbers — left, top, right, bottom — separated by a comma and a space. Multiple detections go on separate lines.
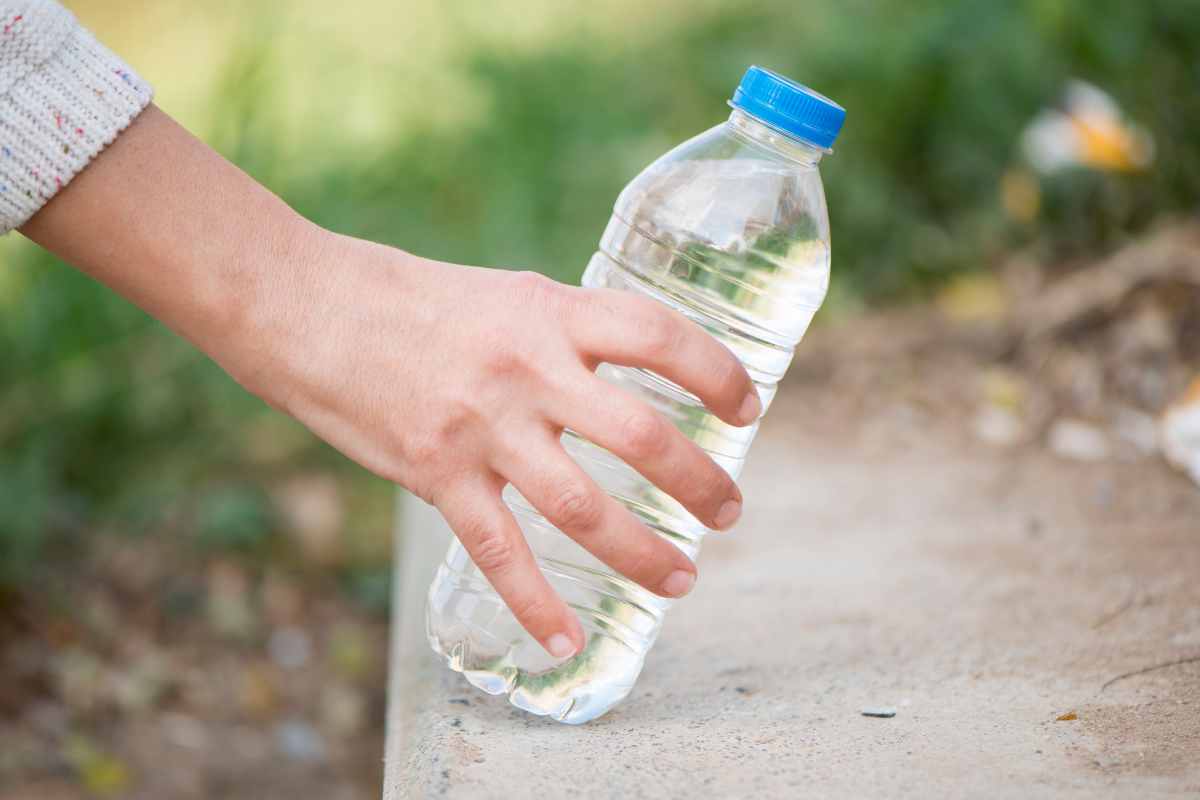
426, 108, 832, 724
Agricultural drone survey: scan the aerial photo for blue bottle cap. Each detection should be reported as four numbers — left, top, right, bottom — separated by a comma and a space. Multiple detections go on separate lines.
730, 66, 845, 150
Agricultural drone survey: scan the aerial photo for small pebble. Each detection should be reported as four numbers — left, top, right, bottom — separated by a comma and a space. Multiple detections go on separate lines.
861, 706, 897, 718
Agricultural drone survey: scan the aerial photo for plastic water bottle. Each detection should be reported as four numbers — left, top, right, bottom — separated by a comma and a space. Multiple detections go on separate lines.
426, 66, 845, 723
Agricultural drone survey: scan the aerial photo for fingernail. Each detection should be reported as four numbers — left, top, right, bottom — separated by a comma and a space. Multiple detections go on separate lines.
546, 633, 576, 658
662, 570, 696, 597
715, 498, 741, 530
739, 391, 762, 424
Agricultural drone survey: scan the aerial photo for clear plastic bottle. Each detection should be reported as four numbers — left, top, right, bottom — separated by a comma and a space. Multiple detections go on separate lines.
426, 66, 845, 723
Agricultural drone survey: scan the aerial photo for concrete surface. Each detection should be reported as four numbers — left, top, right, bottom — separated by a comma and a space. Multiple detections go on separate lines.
383, 395, 1200, 798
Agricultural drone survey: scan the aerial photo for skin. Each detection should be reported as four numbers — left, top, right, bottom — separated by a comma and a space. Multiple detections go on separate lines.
20, 105, 760, 659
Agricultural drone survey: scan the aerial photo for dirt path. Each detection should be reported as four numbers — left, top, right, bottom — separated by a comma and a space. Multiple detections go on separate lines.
385, 314, 1200, 798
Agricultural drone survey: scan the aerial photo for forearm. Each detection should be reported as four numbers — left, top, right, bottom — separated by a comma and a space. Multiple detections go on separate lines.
19, 104, 326, 394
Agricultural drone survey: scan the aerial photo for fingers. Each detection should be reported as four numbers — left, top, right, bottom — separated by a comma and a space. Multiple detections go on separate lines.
437, 478, 584, 658
563, 287, 760, 427
551, 369, 742, 530
496, 434, 699, 599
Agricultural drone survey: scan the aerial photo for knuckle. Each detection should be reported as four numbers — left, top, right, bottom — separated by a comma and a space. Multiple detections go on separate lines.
620, 408, 667, 460
621, 540, 657, 582
468, 524, 516, 574
479, 336, 525, 378
641, 310, 682, 359
506, 592, 551, 626
403, 431, 445, 471
548, 481, 603, 531
715, 355, 748, 397
510, 270, 558, 303
403, 411, 478, 475
701, 461, 735, 499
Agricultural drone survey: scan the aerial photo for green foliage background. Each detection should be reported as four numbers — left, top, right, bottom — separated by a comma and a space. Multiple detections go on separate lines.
2, 0, 1198, 588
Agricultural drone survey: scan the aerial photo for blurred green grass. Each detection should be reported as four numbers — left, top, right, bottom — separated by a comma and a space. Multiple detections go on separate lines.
2, 0, 1198, 591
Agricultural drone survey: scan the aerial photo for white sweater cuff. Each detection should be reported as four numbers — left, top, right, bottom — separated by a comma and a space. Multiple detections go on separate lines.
0, 19, 152, 232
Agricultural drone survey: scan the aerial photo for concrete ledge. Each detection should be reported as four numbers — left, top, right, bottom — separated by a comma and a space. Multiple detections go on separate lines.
384, 408, 1200, 798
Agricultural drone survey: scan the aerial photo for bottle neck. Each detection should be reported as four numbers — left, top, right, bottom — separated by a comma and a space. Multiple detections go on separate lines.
727, 108, 826, 166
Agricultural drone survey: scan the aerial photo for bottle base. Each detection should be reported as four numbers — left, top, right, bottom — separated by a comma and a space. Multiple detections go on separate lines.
429, 629, 644, 724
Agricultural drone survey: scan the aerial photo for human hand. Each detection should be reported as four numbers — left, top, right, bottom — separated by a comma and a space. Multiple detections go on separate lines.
241, 234, 759, 657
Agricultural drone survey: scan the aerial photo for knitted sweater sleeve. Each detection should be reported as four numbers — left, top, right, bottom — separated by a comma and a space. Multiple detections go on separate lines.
0, 1, 152, 232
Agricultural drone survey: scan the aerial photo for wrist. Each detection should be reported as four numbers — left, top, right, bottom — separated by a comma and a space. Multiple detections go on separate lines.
197, 212, 335, 405
219, 224, 440, 417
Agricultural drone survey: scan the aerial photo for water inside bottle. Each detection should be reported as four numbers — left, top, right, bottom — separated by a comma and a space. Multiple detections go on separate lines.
426, 155, 831, 723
